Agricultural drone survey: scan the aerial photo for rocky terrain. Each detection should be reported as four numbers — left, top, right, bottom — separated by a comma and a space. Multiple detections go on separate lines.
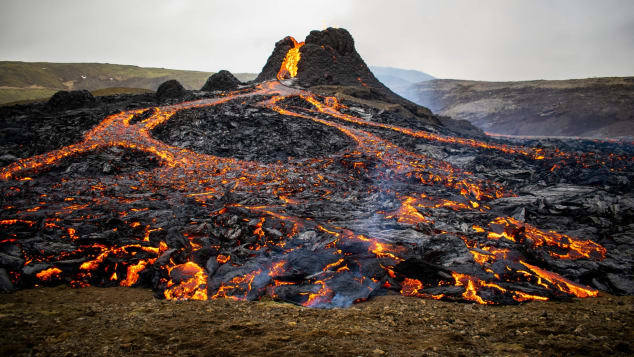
404, 77, 634, 138
0, 27, 632, 320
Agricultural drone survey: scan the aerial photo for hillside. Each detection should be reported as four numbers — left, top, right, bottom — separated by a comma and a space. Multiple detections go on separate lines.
406, 77, 634, 138
0, 61, 257, 104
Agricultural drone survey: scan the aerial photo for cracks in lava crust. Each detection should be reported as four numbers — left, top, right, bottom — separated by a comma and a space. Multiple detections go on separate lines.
0, 78, 631, 307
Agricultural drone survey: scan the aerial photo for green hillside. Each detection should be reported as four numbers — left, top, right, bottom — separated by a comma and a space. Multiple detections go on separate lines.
0, 61, 257, 105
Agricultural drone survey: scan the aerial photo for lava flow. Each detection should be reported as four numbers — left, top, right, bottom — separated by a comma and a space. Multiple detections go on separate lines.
277, 37, 304, 80
1, 33, 629, 308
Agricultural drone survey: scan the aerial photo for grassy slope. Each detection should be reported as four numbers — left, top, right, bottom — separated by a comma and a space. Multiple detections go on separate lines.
0, 61, 257, 105
0, 88, 59, 105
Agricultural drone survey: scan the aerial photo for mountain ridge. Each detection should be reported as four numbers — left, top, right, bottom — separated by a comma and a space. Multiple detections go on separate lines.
405, 77, 634, 138
0, 61, 257, 105
370, 66, 434, 83
370, 72, 634, 139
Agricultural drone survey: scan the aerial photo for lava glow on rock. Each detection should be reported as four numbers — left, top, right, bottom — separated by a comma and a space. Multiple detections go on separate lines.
0, 43, 620, 308
277, 37, 304, 80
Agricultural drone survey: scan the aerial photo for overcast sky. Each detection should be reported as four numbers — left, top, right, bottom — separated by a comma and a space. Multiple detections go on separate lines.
1, 0, 632, 81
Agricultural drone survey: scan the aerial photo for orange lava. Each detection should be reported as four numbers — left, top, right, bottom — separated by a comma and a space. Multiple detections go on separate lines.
0, 68, 611, 306
487, 217, 606, 260
384, 196, 432, 225
36, 267, 62, 281
120, 259, 154, 287
400, 278, 444, 300
164, 262, 208, 300
520, 261, 598, 298
277, 37, 304, 80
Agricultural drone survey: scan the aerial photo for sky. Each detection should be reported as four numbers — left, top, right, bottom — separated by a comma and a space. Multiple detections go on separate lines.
1, 0, 633, 81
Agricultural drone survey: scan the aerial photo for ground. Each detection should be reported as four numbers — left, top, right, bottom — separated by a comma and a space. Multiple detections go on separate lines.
1, 288, 631, 356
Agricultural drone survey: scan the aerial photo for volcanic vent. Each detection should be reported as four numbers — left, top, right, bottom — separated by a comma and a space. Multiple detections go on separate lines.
257, 28, 384, 89
1, 28, 632, 307
256, 27, 437, 124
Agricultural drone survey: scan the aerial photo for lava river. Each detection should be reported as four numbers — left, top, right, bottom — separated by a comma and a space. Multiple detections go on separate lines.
0, 45, 618, 307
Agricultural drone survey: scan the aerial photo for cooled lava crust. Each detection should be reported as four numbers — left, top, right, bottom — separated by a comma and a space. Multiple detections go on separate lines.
1, 28, 633, 307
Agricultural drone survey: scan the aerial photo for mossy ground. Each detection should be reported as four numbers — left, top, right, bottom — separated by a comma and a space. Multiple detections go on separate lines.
1, 287, 631, 356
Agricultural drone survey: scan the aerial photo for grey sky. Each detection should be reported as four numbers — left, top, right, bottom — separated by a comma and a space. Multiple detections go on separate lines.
1, 0, 632, 81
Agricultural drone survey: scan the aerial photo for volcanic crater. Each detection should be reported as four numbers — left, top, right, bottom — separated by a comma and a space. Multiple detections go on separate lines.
0, 28, 632, 309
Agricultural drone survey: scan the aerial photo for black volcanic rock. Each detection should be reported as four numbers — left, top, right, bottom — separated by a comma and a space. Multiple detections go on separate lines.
297, 28, 369, 87
156, 80, 187, 99
255, 28, 441, 127
295, 28, 421, 108
305, 28, 355, 55
254, 36, 297, 83
0, 92, 157, 160
47, 90, 95, 110
0, 268, 14, 292
201, 70, 242, 91
152, 96, 355, 162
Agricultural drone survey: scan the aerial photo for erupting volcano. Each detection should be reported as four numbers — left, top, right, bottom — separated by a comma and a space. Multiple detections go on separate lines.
1, 28, 632, 308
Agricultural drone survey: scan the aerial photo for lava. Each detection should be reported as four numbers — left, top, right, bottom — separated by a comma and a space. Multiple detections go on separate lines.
487, 216, 606, 260
520, 261, 598, 298
277, 37, 304, 80
0, 54, 614, 306
164, 262, 208, 300
35, 267, 62, 282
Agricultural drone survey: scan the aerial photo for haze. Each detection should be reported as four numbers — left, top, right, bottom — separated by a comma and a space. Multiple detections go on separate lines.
1, 0, 632, 81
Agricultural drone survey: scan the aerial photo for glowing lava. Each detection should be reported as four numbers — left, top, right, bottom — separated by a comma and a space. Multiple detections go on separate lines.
0, 66, 611, 306
277, 37, 304, 80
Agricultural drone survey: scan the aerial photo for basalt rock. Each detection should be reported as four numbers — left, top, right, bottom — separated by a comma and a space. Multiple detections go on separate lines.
47, 90, 95, 110
156, 79, 187, 100
0, 268, 14, 292
201, 70, 242, 91
297, 28, 376, 88
152, 97, 355, 162
0, 92, 157, 160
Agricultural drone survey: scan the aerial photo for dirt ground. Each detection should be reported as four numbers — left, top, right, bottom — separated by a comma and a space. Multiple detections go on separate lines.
0, 287, 631, 356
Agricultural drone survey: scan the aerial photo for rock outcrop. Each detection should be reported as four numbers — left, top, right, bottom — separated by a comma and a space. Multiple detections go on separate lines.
296, 28, 377, 88
47, 90, 95, 110
156, 80, 187, 100
201, 70, 242, 91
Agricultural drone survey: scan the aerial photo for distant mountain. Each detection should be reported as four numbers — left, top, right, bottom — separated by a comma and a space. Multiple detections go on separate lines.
407, 77, 634, 138
370, 66, 435, 83
369, 66, 434, 101
0, 61, 257, 105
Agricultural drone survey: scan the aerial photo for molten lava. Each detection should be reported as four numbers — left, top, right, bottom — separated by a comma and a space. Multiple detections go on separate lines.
487, 217, 606, 260
0, 49, 613, 307
277, 37, 304, 80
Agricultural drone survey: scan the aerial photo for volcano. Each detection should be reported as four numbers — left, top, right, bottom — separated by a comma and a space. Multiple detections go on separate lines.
0, 28, 632, 308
